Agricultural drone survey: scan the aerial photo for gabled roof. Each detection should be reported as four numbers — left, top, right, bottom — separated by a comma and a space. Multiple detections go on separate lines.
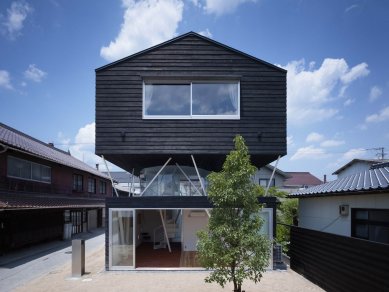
284, 172, 322, 187
263, 164, 290, 178
332, 158, 389, 175
95, 31, 286, 73
0, 123, 109, 180
289, 166, 389, 198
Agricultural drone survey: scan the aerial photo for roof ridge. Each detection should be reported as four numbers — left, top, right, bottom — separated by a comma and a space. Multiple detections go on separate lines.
95, 31, 286, 73
0, 122, 70, 156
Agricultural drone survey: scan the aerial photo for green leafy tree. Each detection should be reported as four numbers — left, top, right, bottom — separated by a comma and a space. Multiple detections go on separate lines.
260, 185, 298, 254
197, 135, 270, 292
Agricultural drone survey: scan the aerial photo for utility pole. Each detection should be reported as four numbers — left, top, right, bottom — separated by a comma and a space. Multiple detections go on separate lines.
374, 147, 385, 160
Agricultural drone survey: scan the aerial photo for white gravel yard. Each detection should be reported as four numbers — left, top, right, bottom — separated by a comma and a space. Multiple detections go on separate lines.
15, 243, 324, 292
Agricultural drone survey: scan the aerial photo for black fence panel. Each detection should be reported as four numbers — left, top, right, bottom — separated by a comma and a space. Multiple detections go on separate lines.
290, 226, 389, 292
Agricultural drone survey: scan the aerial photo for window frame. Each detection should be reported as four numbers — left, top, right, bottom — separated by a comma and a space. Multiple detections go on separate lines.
88, 177, 96, 194
351, 208, 389, 244
7, 155, 51, 184
142, 80, 240, 120
99, 181, 107, 195
73, 174, 84, 192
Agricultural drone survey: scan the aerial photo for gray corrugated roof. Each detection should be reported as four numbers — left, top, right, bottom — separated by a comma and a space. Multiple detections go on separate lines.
0, 123, 110, 180
289, 166, 389, 198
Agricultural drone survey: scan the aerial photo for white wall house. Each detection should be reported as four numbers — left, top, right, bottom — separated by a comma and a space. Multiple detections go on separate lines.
333, 159, 388, 179
253, 164, 289, 188
290, 165, 389, 244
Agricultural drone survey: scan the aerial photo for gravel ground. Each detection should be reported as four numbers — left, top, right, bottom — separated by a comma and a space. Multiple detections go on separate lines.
15, 244, 324, 292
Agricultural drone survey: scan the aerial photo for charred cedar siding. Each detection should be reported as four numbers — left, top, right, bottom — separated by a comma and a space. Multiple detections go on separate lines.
96, 35, 286, 171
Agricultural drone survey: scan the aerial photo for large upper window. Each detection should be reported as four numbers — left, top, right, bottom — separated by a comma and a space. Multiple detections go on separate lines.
7, 156, 51, 183
143, 81, 240, 119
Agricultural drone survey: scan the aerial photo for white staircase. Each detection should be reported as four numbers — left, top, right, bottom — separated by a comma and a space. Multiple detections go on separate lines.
153, 220, 176, 250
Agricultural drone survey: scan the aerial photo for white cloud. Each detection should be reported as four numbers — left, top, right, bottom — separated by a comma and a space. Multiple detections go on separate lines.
290, 145, 329, 161
58, 123, 122, 172
306, 132, 324, 143
282, 58, 369, 124
369, 86, 382, 102
320, 139, 345, 148
24, 64, 47, 82
190, 0, 202, 7
198, 28, 212, 38
1, 1, 32, 39
345, 4, 358, 13
203, 0, 256, 16
365, 106, 389, 123
100, 0, 184, 62
344, 98, 354, 106
287, 135, 294, 146
340, 62, 369, 84
0, 70, 13, 89
341, 148, 367, 161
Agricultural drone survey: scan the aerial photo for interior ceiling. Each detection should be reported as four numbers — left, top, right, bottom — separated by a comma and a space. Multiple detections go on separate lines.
104, 153, 279, 176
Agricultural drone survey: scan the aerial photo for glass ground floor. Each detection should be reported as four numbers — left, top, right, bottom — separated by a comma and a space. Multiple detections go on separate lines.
107, 206, 274, 270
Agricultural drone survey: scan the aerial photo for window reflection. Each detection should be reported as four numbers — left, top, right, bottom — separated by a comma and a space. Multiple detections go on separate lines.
144, 82, 239, 118
192, 83, 239, 115
144, 84, 190, 116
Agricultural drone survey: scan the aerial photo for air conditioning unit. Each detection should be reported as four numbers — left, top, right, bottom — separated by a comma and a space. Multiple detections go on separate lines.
339, 205, 349, 216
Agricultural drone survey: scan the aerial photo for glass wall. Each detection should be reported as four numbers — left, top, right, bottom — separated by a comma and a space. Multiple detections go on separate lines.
139, 165, 209, 196
110, 209, 134, 269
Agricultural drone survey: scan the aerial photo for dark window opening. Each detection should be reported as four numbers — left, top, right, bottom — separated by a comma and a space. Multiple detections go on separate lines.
73, 174, 83, 192
88, 178, 96, 193
352, 208, 389, 244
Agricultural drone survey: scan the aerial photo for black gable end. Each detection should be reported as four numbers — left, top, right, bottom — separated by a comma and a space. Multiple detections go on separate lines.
96, 32, 286, 73
96, 32, 287, 174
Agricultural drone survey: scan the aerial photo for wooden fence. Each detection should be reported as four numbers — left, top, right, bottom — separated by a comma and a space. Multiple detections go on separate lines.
290, 226, 389, 292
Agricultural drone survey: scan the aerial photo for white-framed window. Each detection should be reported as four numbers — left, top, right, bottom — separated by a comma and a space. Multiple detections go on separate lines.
7, 156, 51, 184
143, 81, 240, 119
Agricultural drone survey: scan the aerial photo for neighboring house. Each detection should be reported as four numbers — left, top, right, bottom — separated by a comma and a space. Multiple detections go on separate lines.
95, 32, 286, 270
289, 164, 389, 244
254, 164, 290, 189
333, 158, 389, 179
0, 123, 112, 253
104, 171, 141, 196
283, 172, 323, 192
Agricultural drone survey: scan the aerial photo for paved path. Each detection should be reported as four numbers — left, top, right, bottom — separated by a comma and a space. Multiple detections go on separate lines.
0, 228, 104, 292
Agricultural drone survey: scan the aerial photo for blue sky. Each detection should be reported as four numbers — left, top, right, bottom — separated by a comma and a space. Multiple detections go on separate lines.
1, 0, 388, 180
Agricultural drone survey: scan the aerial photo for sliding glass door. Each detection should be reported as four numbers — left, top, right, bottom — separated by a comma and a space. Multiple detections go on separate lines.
109, 209, 135, 270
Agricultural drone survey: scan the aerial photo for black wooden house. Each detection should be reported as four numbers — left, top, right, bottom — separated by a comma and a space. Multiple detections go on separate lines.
95, 32, 286, 270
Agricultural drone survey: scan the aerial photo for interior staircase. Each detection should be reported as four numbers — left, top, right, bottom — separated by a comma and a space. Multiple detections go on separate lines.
153, 219, 176, 250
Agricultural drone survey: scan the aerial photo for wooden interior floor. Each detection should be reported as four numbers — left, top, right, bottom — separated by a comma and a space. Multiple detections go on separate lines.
136, 243, 201, 268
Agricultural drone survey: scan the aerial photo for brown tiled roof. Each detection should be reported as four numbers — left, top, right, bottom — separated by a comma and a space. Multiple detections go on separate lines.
284, 172, 322, 187
0, 191, 105, 210
0, 123, 110, 180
